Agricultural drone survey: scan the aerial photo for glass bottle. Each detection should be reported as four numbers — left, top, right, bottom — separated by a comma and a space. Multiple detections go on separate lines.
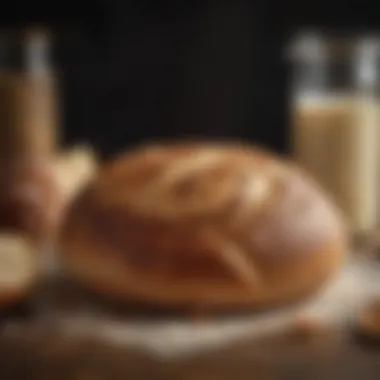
0, 27, 60, 244
289, 30, 380, 246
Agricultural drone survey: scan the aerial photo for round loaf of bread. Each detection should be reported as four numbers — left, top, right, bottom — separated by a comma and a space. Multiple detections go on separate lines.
59, 142, 348, 310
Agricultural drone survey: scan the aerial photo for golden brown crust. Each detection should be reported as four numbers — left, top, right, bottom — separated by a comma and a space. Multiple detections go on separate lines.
0, 285, 35, 308
59, 141, 347, 309
355, 300, 380, 342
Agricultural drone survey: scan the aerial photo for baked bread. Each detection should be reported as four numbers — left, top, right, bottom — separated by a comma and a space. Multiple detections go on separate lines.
354, 300, 380, 344
53, 144, 98, 231
0, 233, 39, 307
54, 145, 97, 203
59, 141, 347, 310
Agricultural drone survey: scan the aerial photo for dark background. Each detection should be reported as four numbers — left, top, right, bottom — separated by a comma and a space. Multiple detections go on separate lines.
2, 0, 378, 159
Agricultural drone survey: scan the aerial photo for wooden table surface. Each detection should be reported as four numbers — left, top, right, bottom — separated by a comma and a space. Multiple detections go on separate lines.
0, 327, 379, 380
1, 254, 380, 379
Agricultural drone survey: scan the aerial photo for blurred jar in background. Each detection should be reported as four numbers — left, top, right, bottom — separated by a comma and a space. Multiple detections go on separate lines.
289, 31, 380, 245
0, 28, 61, 244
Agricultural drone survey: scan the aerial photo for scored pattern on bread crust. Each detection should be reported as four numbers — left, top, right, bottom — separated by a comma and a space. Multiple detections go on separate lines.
60, 142, 347, 308
96, 144, 280, 222
202, 229, 261, 287
90, 144, 281, 287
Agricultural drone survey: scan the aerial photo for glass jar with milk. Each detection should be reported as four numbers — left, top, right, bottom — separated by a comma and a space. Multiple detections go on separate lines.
289, 31, 380, 246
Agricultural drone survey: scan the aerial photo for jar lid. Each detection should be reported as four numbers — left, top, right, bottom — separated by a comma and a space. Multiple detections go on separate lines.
0, 26, 52, 73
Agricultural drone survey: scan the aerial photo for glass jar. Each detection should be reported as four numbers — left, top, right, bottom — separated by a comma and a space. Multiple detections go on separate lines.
0, 28, 60, 243
289, 30, 380, 246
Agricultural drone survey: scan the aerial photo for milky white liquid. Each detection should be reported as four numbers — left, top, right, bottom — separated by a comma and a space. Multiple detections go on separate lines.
292, 94, 380, 234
